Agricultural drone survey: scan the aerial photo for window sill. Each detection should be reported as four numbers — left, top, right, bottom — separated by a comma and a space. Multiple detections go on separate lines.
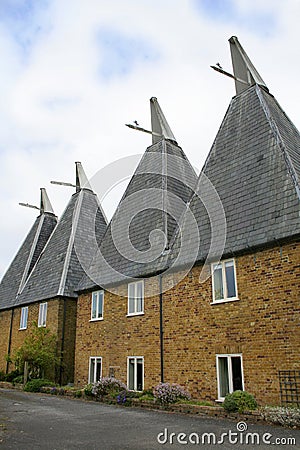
126, 312, 144, 317
215, 398, 224, 403
89, 318, 104, 322
210, 297, 239, 305
19, 327, 27, 331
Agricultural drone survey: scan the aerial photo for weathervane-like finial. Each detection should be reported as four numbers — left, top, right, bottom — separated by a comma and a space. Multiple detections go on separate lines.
40, 188, 54, 213
211, 36, 269, 95
229, 36, 268, 94
125, 97, 177, 145
51, 162, 92, 192
19, 188, 55, 214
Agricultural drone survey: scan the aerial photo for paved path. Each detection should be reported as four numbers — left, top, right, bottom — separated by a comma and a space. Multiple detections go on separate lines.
0, 389, 299, 449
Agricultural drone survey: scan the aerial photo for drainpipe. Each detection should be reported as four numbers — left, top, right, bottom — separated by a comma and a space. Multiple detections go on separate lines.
6, 309, 14, 373
59, 298, 67, 386
159, 274, 164, 383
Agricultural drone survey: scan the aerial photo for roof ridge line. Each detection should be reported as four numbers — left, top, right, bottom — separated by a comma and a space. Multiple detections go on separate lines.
57, 189, 84, 296
255, 85, 300, 200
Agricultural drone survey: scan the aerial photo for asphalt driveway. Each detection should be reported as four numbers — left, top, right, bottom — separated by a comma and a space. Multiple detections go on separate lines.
0, 388, 299, 450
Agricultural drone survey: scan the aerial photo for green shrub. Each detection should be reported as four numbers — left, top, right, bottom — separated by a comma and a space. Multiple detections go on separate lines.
178, 399, 213, 406
24, 379, 56, 393
74, 390, 83, 398
223, 390, 257, 413
84, 383, 93, 397
12, 375, 24, 385
4, 370, 20, 382
0, 371, 5, 381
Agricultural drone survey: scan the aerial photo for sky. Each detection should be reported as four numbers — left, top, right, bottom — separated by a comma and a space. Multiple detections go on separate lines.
0, 0, 299, 278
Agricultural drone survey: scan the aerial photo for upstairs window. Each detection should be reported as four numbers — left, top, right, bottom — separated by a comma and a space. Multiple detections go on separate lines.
91, 290, 104, 321
128, 280, 144, 316
212, 259, 238, 303
38, 302, 47, 327
19, 307, 28, 330
89, 357, 102, 383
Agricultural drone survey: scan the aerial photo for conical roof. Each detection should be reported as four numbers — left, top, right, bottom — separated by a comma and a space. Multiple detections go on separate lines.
78, 98, 198, 291
16, 163, 107, 305
169, 39, 300, 270
0, 189, 57, 311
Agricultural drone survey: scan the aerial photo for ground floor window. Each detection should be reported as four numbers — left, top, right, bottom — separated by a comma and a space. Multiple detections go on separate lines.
216, 354, 244, 400
89, 357, 102, 383
127, 357, 144, 391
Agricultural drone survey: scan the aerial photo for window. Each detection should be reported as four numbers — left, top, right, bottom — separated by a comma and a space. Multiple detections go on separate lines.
127, 357, 144, 391
19, 307, 28, 330
89, 357, 102, 383
216, 354, 244, 401
38, 302, 47, 327
91, 290, 104, 321
128, 280, 144, 315
212, 259, 238, 303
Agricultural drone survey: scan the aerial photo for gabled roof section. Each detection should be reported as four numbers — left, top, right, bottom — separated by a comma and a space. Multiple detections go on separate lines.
0, 189, 57, 311
15, 163, 107, 305
78, 98, 197, 291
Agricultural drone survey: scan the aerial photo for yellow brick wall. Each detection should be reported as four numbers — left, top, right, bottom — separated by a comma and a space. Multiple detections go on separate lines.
75, 277, 161, 388
75, 241, 300, 405
0, 297, 77, 384
0, 309, 12, 373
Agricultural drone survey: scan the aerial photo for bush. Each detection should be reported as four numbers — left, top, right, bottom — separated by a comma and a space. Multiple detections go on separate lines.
92, 377, 127, 398
74, 390, 83, 398
4, 370, 20, 382
153, 383, 191, 405
260, 406, 300, 428
14, 322, 59, 379
84, 383, 93, 397
223, 390, 257, 413
12, 375, 24, 385
139, 393, 155, 402
24, 379, 56, 393
0, 371, 5, 381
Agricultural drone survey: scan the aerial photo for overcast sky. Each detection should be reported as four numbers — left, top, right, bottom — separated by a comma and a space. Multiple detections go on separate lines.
0, 0, 299, 278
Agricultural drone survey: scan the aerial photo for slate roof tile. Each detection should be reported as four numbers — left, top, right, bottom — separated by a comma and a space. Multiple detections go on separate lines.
0, 212, 57, 311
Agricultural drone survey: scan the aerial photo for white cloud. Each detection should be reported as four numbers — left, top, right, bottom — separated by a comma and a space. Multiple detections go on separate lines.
0, 0, 299, 277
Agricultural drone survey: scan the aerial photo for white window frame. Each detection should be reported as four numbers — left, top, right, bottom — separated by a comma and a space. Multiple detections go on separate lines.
211, 258, 238, 304
19, 306, 28, 330
127, 280, 144, 316
90, 290, 104, 321
88, 356, 102, 384
216, 354, 244, 401
38, 302, 47, 327
127, 356, 144, 391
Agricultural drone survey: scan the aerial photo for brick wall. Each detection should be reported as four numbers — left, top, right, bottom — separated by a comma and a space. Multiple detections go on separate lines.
75, 277, 162, 388
0, 309, 12, 373
75, 241, 300, 405
0, 297, 77, 384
